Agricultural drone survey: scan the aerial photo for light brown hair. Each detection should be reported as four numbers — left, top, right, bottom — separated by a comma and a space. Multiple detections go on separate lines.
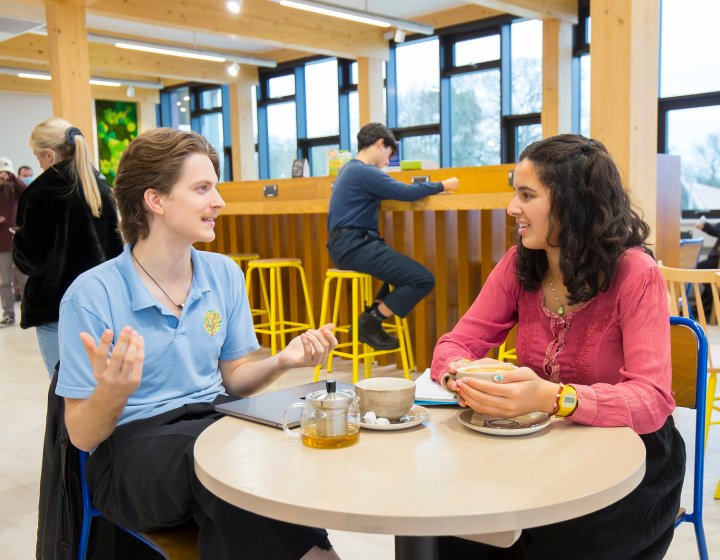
114, 128, 220, 244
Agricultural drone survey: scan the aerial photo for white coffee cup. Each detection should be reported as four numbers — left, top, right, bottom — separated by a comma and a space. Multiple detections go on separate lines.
441, 363, 517, 397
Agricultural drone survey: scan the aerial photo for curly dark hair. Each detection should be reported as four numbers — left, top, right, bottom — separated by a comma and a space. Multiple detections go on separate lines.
515, 134, 651, 304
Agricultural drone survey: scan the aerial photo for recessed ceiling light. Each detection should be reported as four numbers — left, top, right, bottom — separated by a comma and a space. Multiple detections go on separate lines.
227, 62, 240, 77
227, 1, 243, 14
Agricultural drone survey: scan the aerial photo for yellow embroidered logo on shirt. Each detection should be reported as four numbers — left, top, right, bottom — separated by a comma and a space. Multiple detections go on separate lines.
203, 310, 222, 336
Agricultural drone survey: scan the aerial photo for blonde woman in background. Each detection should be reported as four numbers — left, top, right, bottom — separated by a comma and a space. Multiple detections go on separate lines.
13, 117, 122, 377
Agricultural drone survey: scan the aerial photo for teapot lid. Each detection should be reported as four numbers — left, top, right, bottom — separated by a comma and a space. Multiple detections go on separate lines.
307, 380, 355, 409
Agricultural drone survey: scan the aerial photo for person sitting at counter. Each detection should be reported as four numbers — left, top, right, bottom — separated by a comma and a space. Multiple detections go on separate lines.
430, 134, 684, 559
327, 122, 459, 350
56, 128, 341, 560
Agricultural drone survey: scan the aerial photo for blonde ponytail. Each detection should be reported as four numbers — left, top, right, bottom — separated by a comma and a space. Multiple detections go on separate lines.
29, 117, 103, 218
71, 134, 102, 217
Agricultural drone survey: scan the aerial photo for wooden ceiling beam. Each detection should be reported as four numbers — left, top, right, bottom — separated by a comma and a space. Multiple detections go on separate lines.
0, 34, 248, 84
87, 0, 389, 60
414, 4, 503, 29
468, 0, 577, 23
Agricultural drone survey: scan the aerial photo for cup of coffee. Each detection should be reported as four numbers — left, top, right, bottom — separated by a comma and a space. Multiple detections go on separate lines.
355, 377, 415, 421
441, 363, 517, 397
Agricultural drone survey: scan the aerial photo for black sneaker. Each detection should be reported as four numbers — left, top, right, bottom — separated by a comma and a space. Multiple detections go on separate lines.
358, 308, 400, 350
0, 316, 15, 327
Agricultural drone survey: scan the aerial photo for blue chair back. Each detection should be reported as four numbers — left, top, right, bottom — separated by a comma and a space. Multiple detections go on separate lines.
77, 450, 166, 560
670, 316, 708, 560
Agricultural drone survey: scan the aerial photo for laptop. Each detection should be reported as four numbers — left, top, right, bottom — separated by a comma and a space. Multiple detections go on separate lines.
215, 381, 355, 429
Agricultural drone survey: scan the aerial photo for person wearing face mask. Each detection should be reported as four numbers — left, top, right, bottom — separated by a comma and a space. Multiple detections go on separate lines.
0, 157, 25, 326
13, 117, 123, 377
327, 123, 459, 350
17, 165, 34, 185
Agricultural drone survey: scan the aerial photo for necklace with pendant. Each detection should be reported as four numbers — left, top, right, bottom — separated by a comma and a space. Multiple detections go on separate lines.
131, 250, 185, 310
547, 277, 565, 316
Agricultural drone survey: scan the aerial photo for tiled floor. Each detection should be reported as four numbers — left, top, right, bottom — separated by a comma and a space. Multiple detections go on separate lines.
1, 302, 718, 559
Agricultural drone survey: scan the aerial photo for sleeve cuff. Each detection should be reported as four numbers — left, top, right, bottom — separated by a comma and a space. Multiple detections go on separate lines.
569, 384, 598, 425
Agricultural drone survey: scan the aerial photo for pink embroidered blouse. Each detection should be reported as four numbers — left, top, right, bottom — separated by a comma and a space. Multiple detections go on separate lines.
431, 245, 674, 435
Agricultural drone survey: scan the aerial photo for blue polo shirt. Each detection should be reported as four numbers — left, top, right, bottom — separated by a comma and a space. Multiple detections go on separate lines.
56, 244, 260, 426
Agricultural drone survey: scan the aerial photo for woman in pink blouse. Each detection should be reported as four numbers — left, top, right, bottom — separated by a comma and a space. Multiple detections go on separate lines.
432, 135, 684, 560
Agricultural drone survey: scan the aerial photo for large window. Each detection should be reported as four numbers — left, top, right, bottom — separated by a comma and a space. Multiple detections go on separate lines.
510, 19, 542, 115
267, 101, 297, 179
396, 38, 440, 128
450, 70, 501, 166
659, 0, 720, 213
159, 84, 232, 181
305, 59, 339, 137
256, 16, 549, 176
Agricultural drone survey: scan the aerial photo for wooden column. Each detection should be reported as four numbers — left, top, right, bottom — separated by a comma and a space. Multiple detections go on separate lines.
541, 19, 573, 137
137, 94, 159, 133
590, 0, 660, 242
229, 66, 259, 181
44, 0, 94, 152
357, 57, 385, 125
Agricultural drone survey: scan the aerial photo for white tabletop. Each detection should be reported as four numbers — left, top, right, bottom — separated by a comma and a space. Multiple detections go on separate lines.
194, 407, 645, 539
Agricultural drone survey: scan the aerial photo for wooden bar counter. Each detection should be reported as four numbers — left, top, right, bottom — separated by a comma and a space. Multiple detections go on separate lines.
197, 164, 515, 370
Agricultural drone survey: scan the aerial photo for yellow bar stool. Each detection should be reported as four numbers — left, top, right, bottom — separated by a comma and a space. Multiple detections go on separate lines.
226, 252, 260, 273
245, 258, 315, 355
314, 269, 411, 384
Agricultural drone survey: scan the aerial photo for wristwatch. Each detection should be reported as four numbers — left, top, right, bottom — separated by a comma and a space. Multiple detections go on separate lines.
555, 384, 578, 417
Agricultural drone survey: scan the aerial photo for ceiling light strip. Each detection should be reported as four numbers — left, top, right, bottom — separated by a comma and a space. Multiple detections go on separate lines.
273, 0, 433, 35
0, 66, 163, 89
89, 34, 277, 68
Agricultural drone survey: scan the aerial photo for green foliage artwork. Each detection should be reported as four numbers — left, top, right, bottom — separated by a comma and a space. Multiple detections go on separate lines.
95, 100, 138, 185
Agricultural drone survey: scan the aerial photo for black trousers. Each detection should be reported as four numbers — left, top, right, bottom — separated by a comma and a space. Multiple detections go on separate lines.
86, 397, 331, 560
437, 416, 686, 560
328, 229, 434, 318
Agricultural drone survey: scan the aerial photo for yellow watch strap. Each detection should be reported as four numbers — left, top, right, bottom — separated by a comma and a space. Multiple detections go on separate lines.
555, 384, 578, 417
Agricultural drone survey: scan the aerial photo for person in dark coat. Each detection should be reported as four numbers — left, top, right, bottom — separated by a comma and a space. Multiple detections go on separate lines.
13, 117, 123, 377
0, 157, 25, 326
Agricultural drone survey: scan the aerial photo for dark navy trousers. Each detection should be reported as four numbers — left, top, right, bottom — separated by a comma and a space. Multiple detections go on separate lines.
328, 229, 434, 318
86, 397, 331, 560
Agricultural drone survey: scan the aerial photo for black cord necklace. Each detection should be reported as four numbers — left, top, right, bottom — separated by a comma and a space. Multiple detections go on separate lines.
131, 250, 185, 310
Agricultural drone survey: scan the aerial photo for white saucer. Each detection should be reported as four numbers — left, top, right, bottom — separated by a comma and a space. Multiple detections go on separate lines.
457, 409, 551, 436
360, 405, 430, 431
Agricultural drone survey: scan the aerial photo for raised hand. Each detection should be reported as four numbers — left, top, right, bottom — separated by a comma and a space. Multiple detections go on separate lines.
278, 323, 338, 369
79, 326, 144, 400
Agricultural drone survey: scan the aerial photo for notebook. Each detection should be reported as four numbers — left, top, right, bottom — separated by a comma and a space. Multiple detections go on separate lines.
215, 381, 355, 429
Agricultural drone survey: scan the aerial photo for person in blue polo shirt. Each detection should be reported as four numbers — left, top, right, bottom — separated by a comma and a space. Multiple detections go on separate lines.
327, 123, 459, 350
56, 128, 340, 560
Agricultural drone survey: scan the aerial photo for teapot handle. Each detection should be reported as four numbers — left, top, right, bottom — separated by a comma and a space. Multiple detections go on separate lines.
282, 401, 306, 437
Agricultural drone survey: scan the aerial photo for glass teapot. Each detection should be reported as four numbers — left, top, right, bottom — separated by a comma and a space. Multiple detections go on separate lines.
282, 380, 360, 449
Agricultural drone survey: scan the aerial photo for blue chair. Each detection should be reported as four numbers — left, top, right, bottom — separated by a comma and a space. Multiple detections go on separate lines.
77, 450, 168, 560
670, 316, 708, 560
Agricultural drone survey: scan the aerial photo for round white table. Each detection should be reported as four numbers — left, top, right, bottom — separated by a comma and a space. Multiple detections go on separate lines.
194, 407, 645, 559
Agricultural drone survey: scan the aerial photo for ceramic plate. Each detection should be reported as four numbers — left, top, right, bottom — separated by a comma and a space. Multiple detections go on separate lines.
457, 409, 551, 436
359, 405, 430, 431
